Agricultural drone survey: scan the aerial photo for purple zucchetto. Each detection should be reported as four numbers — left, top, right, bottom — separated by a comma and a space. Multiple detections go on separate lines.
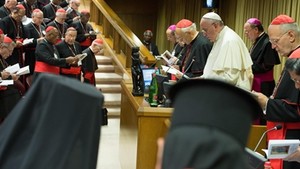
247, 18, 262, 26
168, 25, 176, 31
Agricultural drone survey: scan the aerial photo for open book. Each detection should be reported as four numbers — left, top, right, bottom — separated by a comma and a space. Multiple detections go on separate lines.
156, 50, 178, 66
161, 65, 189, 79
16, 66, 30, 76
262, 139, 300, 159
4, 64, 30, 76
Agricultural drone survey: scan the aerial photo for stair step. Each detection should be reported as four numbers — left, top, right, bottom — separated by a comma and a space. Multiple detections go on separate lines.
107, 107, 120, 117
103, 93, 121, 107
96, 65, 115, 73
95, 73, 123, 83
96, 84, 121, 93
96, 55, 113, 65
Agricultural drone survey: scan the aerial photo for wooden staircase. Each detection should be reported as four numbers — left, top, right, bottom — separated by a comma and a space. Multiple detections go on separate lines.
95, 55, 122, 117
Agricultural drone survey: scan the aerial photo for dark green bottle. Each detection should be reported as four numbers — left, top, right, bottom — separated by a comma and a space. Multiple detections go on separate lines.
149, 73, 158, 107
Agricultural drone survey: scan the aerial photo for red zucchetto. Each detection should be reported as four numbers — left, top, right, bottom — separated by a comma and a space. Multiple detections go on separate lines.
33, 8, 42, 13
93, 39, 103, 45
80, 9, 90, 15
56, 8, 66, 13
289, 48, 300, 58
45, 26, 55, 33
3, 36, 13, 43
176, 19, 193, 28
16, 4, 25, 10
270, 15, 295, 25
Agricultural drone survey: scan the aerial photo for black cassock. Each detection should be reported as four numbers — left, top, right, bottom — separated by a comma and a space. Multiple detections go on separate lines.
0, 73, 103, 169
180, 32, 212, 78
0, 16, 25, 65
250, 32, 280, 96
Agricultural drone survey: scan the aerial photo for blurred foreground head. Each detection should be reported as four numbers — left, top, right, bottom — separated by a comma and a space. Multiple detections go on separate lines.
161, 79, 261, 169
0, 74, 104, 169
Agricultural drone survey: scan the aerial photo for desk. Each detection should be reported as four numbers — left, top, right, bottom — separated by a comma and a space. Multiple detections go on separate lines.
119, 81, 173, 169
119, 80, 267, 169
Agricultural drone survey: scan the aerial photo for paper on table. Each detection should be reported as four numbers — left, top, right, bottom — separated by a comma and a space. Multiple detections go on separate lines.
0, 80, 14, 86
16, 65, 30, 76
4, 63, 20, 74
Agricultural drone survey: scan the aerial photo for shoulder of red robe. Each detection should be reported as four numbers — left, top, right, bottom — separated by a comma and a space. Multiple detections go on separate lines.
289, 48, 300, 58
0, 28, 3, 35
176, 19, 193, 28
270, 15, 295, 25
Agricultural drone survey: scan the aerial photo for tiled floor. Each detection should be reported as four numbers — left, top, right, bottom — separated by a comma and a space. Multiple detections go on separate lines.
96, 118, 122, 169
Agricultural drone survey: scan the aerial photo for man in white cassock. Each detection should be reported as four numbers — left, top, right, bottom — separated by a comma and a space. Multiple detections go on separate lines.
200, 12, 253, 90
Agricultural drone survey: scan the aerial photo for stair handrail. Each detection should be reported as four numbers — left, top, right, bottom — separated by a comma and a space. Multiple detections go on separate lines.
90, 0, 156, 69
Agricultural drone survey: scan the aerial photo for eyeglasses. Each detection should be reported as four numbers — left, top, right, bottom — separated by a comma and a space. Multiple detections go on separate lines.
269, 31, 288, 45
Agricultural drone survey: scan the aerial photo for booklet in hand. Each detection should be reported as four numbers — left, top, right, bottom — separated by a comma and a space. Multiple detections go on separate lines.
4, 63, 20, 74
22, 38, 34, 46
262, 139, 300, 159
4, 64, 30, 76
76, 53, 88, 62
16, 66, 30, 76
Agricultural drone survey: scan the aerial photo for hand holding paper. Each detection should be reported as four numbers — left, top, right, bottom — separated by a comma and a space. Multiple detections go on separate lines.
16, 66, 30, 76
23, 38, 34, 45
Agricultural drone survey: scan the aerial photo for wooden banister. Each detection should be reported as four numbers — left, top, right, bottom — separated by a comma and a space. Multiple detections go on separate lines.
90, 0, 156, 71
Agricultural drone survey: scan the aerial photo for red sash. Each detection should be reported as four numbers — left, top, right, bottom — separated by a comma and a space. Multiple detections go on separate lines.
61, 66, 81, 75
267, 121, 300, 169
0, 86, 7, 90
80, 37, 92, 47
34, 61, 60, 74
84, 71, 95, 85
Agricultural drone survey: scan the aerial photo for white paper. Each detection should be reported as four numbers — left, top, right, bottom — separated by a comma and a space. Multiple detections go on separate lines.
0, 80, 13, 86
4, 63, 20, 74
263, 139, 300, 159
16, 65, 30, 76
76, 53, 87, 62
161, 65, 184, 76
23, 38, 34, 45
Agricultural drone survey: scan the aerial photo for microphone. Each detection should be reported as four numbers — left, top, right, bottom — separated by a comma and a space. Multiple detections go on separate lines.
182, 58, 195, 79
253, 124, 282, 152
